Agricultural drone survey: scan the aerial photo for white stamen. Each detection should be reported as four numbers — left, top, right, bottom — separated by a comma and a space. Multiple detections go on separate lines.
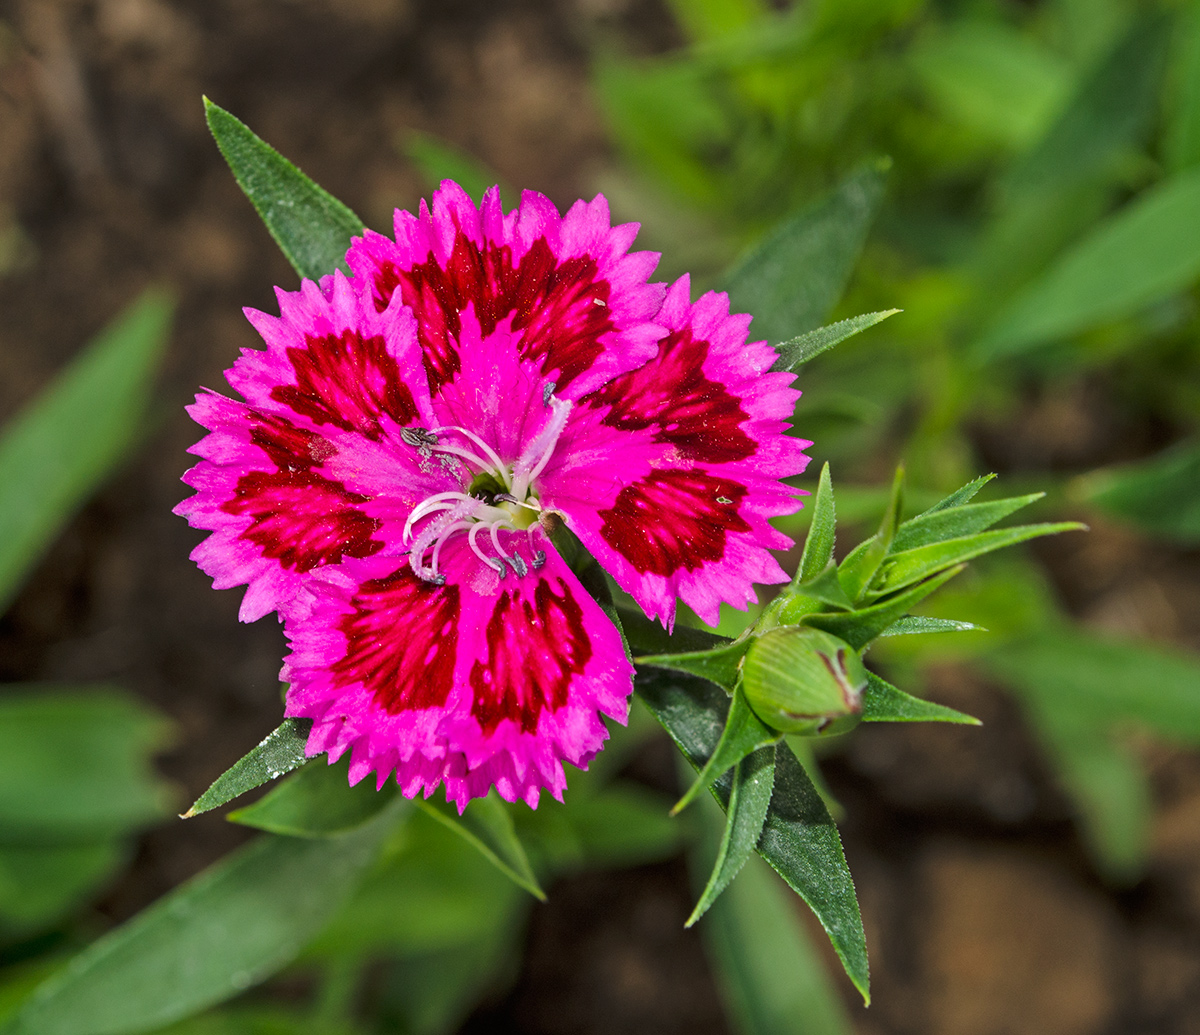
404, 491, 474, 543
512, 396, 572, 499
427, 424, 510, 485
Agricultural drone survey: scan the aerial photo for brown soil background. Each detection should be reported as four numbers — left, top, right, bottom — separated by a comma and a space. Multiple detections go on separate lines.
2, 1, 1200, 1033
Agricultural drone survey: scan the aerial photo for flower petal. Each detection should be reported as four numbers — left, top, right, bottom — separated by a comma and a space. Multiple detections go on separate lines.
282, 529, 632, 810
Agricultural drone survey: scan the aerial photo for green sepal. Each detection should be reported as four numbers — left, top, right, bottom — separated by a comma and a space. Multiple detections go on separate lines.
228, 757, 399, 838
672, 684, 781, 815
686, 746, 776, 926
798, 565, 964, 649
184, 719, 312, 818
790, 562, 854, 610
837, 466, 905, 602
415, 793, 546, 901
771, 309, 900, 372
204, 99, 365, 281
861, 672, 980, 725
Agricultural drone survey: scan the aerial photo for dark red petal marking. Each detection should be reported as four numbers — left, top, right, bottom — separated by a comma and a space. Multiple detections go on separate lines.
587, 326, 754, 464
222, 469, 382, 571
269, 329, 417, 440
248, 412, 336, 470
598, 469, 751, 576
369, 234, 613, 394
469, 577, 592, 735
332, 567, 459, 714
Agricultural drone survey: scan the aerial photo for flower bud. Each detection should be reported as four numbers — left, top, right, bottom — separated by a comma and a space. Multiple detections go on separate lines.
741, 627, 867, 735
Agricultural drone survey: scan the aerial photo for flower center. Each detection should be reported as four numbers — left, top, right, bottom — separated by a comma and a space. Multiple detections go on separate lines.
402, 393, 570, 584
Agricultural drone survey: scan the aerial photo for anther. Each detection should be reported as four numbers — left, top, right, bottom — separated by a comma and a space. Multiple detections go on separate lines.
543, 382, 556, 406
401, 427, 439, 450
509, 553, 529, 578
531, 550, 546, 569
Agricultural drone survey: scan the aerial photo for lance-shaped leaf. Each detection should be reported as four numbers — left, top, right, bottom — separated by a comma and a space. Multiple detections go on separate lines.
837, 466, 905, 603
0, 807, 401, 1035
912, 473, 996, 517
673, 686, 780, 814
771, 310, 900, 372
723, 162, 888, 344
415, 793, 545, 901
794, 462, 836, 587
636, 668, 869, 1003
687, 746, 776, 926
878, 615, 984, 637
0, 290, 172, 613
617, 605, 728, 657
184, 719, 312, 818
890, 492, 1044, 552
861, 672, 980, 725
798, 565, 964, 649
228, 757, 398, 838
636, 638, 751, 692
205, 99, 365, 282
872, 522, 1085, 598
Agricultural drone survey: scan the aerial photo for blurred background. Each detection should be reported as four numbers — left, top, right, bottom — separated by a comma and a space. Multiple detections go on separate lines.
2, 0, 1200, 1032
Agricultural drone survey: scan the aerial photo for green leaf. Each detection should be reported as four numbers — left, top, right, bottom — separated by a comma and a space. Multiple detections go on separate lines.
874, 522, 1085, 597
0, 842, 125, 932
861, 672, 980, 725
618, 605, 729, 656
878, 615, 984, 637
911, 473, 996, 518
890, 493, 1043, 552
402, 130, 506, 202
796, 462, 836, 586
185, 719, 312, 818
687, 746, 775, 926
836, 465, 904, 603
635, 638, 751, 692
0, 688, 172, 843
1166, 5, 1200, 173
978, 165, 1200, 359
204, 99, 365, 282
771, 310, 900, 372
1075, 437, 1200, 543
415, 793, 546, 901
797, 564, 964, 649
722, 162, 888, 345
673, 686, 780, 814
636, 669, 869, 1003
0, 810, 400, 1035
228, 757, 398, 838
0, 291, 171, 613
697, 851, 853, 1035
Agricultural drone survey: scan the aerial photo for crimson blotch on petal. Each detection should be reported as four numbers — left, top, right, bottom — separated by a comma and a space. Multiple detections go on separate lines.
176, 181, 811, 809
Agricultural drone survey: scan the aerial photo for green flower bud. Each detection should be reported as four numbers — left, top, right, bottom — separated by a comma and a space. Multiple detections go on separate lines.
741, 627, 867, 735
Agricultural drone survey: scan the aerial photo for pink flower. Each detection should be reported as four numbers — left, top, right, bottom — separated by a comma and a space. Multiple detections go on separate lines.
176, 182, 810, 809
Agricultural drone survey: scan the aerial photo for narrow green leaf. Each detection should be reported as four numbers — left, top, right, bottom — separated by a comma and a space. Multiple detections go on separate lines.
911, 473, 996, 518
617, 605, 729, 656
673, 686, 780, 814
687, 746, 775, 926
0, 810, 400, 1035
636, 669, 869, 1003
184, 719, 312, 818
228, 757, 398, 838
0, 842, 125, 933
771, 310, 900, 373
1166, 4, 1200, 173
878, 615, 984, 637
204, 99, 365, 282
796, 462, 836, 585
635, 638, 751, 692
861, 672, 980, 725
402, 130, 506, 203
874, 522, 1085, 597
890, 493, 1043, 552
722, 163, 888, 344
837, 466, 904, 603
798, 565, 964, 649
979, 165, 1200, 359
1075, 437, 1200, 543
698, 851, 854, 1035
0, 688, 172, 843
0, 291, 172, 613
415, 793, 546, 901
